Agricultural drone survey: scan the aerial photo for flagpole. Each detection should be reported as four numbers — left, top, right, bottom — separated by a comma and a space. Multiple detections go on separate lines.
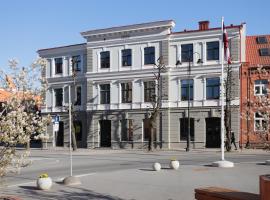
221, 16, 225, 161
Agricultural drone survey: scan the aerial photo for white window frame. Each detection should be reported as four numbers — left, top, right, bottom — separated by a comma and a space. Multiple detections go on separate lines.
254, 79, 268, 96
254, 112, 268, 131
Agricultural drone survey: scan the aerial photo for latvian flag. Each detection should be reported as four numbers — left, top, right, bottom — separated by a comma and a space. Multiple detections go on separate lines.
223, 23, 232, 64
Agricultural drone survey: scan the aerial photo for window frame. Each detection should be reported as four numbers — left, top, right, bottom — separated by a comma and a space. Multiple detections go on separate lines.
100, 84, 110, 104
206, 77, 220, 100
259, 48, 270, 56
257, 36, 268, 44
254, 112, 268, 132
207, 41, 220, 61
55, 58, 63, 74
121, 82, 132, 103
144, 47, 155, 65
73, 120, 82, 141
121, 49, 132, 67
72, 55, 81, 72
120, 119, 133, 141
181, 79, 194, 101
144, 81, 156, 102
75, 85, 82, 106
180, 118, 195, 141
181, 44, 194, 62
254, 79, 268, 96
54, 88, 63, 107
100, 51, 110, 68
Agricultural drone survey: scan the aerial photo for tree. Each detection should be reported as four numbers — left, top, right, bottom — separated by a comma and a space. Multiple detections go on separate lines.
0, 58, 50, 177
148, 56, 166, 151
224, 63, 234, 151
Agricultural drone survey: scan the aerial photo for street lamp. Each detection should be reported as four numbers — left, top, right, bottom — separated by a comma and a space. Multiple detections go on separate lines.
176, 52, 202, 152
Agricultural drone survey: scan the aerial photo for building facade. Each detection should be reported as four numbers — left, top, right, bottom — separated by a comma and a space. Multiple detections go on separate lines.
240, 35, 270, 148
38, 20, 246, 149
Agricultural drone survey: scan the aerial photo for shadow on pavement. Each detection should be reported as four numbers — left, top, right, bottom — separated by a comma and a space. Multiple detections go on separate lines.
10, 186, 126, 200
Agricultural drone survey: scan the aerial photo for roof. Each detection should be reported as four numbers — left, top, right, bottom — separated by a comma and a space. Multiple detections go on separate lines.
81, 20, 175, 37
171, 24, 242, 35
246, 35, 270, 65
37, 43, 86, 53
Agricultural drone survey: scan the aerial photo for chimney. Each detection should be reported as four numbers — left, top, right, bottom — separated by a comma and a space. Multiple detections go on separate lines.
199, 21, 210, 30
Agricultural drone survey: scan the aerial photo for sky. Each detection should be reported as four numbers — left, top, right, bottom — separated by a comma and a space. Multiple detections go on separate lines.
0, 0, 270, 71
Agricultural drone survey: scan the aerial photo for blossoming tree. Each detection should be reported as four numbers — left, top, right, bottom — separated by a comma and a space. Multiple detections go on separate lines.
0, 58, 50, 177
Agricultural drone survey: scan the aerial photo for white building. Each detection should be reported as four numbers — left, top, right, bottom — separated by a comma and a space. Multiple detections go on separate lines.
38, 20, 246, 149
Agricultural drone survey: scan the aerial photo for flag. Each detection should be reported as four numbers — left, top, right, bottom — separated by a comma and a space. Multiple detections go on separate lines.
223, 23, 232, 64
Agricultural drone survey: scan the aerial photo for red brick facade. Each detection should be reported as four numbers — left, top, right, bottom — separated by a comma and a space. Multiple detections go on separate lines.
240, 35, 270, 148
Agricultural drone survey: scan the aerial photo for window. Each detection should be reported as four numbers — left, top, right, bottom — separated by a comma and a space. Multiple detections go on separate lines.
143, 118, 156, 141
144, 81, 156, 102
100, 51, 110, 68
54, 88, 63, 107
73, 121, 82, 141
207, 41, 219, 60
181, 44, 193, 62
55, 58, 63, 74
259, 48, 270, 56
100, 84, 110, 104
121, 82, 132, 103
180, 118, 194, 141
254, 79, 268, 96
72, 55, 81, 72
121, 119, 133, 141
181, 79, 193, 101
75, 86, 81, 105
144, 47, 155, 65
257, 36, 268, 44
254, 112, 268, 131
122, 49, 132, 66
206, 78, 220, 99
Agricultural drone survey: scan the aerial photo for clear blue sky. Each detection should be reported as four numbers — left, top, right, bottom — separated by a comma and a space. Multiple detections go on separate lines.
1, 0, 269, 70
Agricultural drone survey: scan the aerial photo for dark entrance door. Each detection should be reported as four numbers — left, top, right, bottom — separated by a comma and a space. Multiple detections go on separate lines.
206, 117, 221, 148
100, 120, 111, 147
56, 121, 64, 147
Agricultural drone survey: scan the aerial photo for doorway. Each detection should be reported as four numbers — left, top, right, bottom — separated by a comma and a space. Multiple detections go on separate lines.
99, 120, 111, 147
205, 117, 221, 148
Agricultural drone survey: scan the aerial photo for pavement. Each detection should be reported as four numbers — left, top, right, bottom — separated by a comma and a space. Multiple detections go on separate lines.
0, 148, 269, 200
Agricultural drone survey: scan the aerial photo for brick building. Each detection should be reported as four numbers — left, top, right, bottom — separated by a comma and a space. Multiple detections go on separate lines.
240, 35, 270, 148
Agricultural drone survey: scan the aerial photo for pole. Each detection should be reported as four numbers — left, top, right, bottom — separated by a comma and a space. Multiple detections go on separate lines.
68, 85, 73, 176
221, 17, 225, 161
187, 59, 191, 152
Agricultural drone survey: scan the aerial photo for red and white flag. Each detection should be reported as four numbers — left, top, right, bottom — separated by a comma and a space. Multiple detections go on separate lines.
223, 23, 232, 64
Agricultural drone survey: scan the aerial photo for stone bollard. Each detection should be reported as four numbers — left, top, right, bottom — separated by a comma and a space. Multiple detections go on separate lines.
260, 174, 270, 200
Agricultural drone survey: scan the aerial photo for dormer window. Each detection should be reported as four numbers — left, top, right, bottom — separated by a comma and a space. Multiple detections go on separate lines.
259, 48, 270, 56
55, 58, 63, 74
256, 36, 267, 44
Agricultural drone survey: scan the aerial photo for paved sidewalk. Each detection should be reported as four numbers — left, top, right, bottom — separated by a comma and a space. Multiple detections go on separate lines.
2, 160, 269, 200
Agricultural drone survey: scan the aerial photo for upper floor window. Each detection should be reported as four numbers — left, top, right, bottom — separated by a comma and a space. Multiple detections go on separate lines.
181, 44, 193, 62
254, 79, 268, 96
55, 58, 63, 74
121, 82, 132, 103
257, 36, 268, 44
120, 119, 133, 141
72, 55, 81, 72
144, 47, 155, 65
254, 112, 268, 131
144, 81, 155, 102
181, 79, 193, 101
100, 51, 110, 68
122, 49, 132, 66
206, 78, 220, 99
75, 86, 81, 105
259, 48, 270, 56
207, 41, 219, 61
100, 84, 110, 104
54, 88, 63, 107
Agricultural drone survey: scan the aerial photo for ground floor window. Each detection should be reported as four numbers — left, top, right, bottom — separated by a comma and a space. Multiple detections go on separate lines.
143, 118, 156, 141
254, 112, 268, 131
73, 121, 82, 141
121, 119, 133, 141
180, 118, 194, 141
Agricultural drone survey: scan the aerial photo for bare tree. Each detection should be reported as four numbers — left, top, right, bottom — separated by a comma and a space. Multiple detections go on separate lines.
148, 56, 166, 151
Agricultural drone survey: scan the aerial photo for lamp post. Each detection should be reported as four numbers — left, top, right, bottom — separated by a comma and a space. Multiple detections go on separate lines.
176, 52, 202, 152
